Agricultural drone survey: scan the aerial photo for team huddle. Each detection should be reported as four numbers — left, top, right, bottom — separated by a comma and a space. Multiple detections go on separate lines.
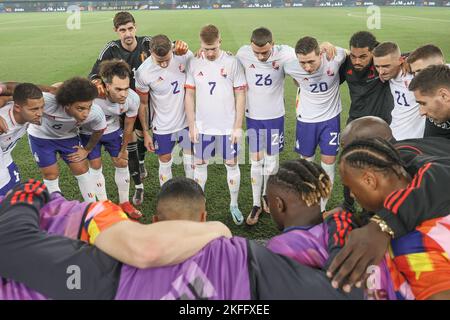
0, 11, 450, 300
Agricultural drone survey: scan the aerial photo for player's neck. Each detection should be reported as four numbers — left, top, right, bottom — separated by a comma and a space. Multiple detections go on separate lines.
121, 38, 138, 52
284, 205, 323, 229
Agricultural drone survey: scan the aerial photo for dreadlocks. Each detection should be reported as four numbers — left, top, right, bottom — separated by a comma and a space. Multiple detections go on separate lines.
268, 159, 332, 207
340, 138, 405, 177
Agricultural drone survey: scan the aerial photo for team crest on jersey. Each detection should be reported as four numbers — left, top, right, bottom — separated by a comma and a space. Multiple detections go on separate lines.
220, 68, 227, 78
326, 68, 334, 76
179, 64, 186, 73
197, 71, 204, 77
249, 64, 256, 69
272, 61, 280, 70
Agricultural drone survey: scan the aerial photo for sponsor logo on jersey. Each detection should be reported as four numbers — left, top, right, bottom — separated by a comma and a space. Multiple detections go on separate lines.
249, 64, 256, 69
197, 71, 204, 77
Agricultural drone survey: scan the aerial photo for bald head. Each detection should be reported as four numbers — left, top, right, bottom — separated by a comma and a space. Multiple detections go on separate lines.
155, 177, 206, 222
341, 116, 394, 147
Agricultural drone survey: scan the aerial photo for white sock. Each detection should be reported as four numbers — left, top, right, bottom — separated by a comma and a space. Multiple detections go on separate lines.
194, 163, 208, 191
135, 183, 144, 190
43, 178, 61, 194
303, 155, 315, 162
226, 164, 240, 207
75, 172, 96, 202
320, 161, 336, 211
183, 153, 194, 180
263, 154, 279, 196
89, 167, 107, 201
115, 166, 130, 204
159, 159, 173, 186
250, 159, 263, 207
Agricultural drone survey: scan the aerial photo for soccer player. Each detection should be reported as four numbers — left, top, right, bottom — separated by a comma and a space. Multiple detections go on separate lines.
334, 138, 450, 299
135, 35, 194, 186
339, 31, 394, 124
372, 42, 425, 140
27, 77, 106, 202
0, 179, 362, 300
409, 64, 450, 126
236, 27, 296, 225
325, 117, 450, 296
184, 25, 247, 225
81, 60, 141, 219
284, 36, 347, 211
89, 11, 188, 206
407, 44, 450, 139
0, 83, 44, 195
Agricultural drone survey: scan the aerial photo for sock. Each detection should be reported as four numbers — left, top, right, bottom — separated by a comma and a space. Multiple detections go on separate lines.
89, 167, 107, 201
226, 164, 240, 207
263, 154, 279, 196
43, 178, 61, 194
127, 142, 142, 186
250, 159, 263, 207
320, 161, 336, 211
115, 166, 130, 204
137, 135, 146, 162
158, 158, 173, 186
303, 155, 315, 162
194, 163, 208, 191
183, 153, 194, 180
75, 172, 96, 202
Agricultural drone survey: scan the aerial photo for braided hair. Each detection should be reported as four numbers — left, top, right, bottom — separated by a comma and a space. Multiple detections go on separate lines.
340, 138, 405, 177
267, 159, 332, 207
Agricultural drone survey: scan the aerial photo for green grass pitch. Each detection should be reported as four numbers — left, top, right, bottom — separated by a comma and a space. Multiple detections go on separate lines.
1, 7, 450, 239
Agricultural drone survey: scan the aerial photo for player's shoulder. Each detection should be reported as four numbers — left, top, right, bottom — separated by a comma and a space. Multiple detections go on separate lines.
127, 89, 140, 106
136, 56, 155, 74
42, 92, 58, 109
90, 103, 106, 119
137, 36, 152, 48
98, 40, 120, 59
236, 45, 252, 57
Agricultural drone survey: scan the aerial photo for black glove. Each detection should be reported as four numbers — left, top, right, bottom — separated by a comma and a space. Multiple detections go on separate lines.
0, 179, 50, 215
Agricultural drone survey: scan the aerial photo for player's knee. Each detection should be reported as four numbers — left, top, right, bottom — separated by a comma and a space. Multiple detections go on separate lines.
159, 154, 172, 163
89, 158, 102, 170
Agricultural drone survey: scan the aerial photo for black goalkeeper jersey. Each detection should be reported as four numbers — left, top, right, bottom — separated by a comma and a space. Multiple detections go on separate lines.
339, 56, 394, 124
424, 118, 450, 140
89, 36, 152, 90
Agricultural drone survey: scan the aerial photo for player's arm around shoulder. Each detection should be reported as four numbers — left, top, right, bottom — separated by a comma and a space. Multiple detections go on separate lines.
94, 219, 232, 268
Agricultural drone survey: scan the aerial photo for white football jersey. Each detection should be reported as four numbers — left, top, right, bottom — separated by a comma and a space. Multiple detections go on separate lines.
82, 89, 139, 135
28, 93, 106, 139
236, 45, 296, 120
185, 51, 247, 135
389, 72, 425, 140
284, 47, 346, 123
135, 51, 192, 134
0, 101, 28, 166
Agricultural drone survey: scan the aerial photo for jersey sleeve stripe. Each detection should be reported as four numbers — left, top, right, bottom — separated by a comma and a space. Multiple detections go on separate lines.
98, 42, 117, 60
136, 89, 149, 96
390, 163, 432, 215
233, 85, 247, 91
184, 84, 196, 90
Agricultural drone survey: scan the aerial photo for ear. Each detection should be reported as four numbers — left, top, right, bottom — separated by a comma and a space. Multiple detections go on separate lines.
276, 196, 286, 214
200, 211, 207, 222
438, 87, 450, 102
361, 170, 378, 190
152, 215, 159, 223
